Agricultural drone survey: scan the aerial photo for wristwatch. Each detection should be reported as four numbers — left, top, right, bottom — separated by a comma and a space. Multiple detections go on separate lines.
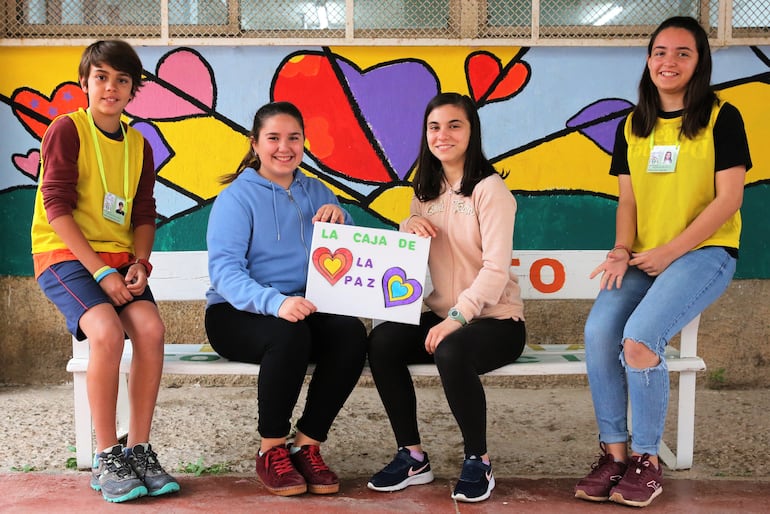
133, 258, 153, 277
448, 308, 467, 326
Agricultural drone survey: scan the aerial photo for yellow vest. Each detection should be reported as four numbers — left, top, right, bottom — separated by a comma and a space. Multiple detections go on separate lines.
31, 109, 146, 255
625, 104, 741, 252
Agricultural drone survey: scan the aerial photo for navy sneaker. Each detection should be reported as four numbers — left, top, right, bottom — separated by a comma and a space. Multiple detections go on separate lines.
125, 443, 180, 497
451, 455, 495, 503
90, 444, 148, 503
367, 448, 434, 492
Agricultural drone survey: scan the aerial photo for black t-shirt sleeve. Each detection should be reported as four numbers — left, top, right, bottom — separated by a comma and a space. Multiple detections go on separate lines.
714, 102, 752, 173
609, 115, 630, 176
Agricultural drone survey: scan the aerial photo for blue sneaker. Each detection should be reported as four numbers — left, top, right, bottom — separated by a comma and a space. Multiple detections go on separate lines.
90, 444, 148, 503
125, 443, 180, 497
451, 455, 495, 503
367, 448, 434, 492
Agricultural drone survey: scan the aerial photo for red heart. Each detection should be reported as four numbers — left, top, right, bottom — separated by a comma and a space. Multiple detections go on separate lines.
466, 52, 530, 104
11, 82, 87, 140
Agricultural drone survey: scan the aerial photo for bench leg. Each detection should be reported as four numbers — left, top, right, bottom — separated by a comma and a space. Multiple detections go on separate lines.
72, 370, 93, 470
659, 370, 696, 470
116, 372, 130, 445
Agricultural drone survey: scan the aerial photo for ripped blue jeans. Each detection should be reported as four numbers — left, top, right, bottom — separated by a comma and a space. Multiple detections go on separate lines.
584, 246, 736, 455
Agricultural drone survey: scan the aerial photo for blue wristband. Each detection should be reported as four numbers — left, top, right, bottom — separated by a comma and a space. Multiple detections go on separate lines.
94, 267, 118, 284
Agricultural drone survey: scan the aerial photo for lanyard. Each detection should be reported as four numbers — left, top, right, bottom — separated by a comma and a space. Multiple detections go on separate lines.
86, 108, 130, 202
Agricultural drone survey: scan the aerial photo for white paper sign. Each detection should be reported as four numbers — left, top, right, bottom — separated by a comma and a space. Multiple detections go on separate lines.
305, 222, 430, 325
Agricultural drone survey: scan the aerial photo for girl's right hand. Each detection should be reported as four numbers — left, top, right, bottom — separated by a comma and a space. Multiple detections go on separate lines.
589, 251, 629, 290
404, 215, 437, 238
278, 296, 317, 322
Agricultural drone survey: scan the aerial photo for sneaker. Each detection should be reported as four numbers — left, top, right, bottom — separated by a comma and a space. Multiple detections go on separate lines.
90, 444, 148, 503
609, 454, 663, 507
574, 443, 628, 502
451, 455, 495, 503
367, 448, 435, 492
125, 443, 180, 497
289, 444, 340, 494
256, 445, 307, 496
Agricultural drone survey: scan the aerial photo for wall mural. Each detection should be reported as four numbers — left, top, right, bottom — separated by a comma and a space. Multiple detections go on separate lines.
1, 45, 768, 277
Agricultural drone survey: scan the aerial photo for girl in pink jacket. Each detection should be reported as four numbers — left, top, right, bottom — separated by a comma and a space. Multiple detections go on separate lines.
366, 92, 526, 503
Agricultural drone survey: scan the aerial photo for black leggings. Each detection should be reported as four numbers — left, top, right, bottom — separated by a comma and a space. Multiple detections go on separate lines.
367, 311, 526, 457
205, 302, 367, 442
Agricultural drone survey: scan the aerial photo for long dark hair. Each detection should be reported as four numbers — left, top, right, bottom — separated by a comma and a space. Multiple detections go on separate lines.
220, 101, 305, 184
632, 16, 717, 139
412, 92, 502, 201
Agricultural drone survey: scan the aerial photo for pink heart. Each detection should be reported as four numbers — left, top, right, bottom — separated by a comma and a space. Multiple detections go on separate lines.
13, 149, 40, 180
126, 48, 214, 120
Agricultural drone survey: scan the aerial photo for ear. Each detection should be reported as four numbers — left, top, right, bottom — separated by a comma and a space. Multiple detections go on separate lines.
80, 77, 88, 93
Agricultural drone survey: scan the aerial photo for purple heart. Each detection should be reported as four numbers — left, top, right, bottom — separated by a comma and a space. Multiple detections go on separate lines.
382, 267, 423, 308
337, 59, 439, 180
132, 121, 173, 173
566, 99, 634, 154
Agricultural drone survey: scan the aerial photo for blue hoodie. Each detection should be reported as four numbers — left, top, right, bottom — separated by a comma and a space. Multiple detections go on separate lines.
205, 167, 353, 316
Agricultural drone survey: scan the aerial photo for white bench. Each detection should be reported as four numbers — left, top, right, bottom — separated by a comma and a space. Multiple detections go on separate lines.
66, 250, 705, 471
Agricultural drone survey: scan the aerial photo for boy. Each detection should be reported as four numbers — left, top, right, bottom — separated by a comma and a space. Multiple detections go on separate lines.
31, 40, 179, 503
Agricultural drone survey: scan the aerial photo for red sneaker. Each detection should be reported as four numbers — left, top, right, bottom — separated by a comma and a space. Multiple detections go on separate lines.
289, 444, 340, 494
575, 443, 627, 502
255, 445, 307, 496
609, 454, 663, 507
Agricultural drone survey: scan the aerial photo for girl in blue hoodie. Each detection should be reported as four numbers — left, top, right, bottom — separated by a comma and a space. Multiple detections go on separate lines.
204, 101, 366, 497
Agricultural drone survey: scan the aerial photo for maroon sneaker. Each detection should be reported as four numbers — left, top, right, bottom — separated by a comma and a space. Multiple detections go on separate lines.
255, 445, 307, 496
289, 444, 340, 494
609, 454, 663, 507
574, 443, 627, 502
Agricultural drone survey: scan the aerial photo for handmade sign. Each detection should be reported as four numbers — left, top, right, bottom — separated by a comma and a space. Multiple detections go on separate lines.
305, 222, 430, 324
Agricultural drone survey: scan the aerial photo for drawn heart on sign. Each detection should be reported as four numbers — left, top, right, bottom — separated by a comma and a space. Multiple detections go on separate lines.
382, 267, 423, 308
11, 83, 88, 139
312, 247, 353, 285
12, 149, 41, 181
466, 51, 530, 104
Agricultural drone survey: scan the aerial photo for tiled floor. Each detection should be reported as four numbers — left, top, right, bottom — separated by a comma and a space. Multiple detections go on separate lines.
2, 473, 769, 513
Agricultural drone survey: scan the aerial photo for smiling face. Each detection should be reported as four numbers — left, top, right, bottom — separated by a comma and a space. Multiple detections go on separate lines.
425, 104, 471, 178
647, 26, 698, 110
252, 113, 305, 188
80, 62, 133, 132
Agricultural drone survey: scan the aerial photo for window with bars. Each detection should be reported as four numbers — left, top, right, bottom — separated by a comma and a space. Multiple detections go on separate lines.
3, 1, 769, 43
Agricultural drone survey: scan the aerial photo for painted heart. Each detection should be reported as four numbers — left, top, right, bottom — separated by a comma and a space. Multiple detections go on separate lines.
466, 51, 530, 104
132, 121, 173, 172
126, 48, 215, 120
312, 247, 353, 285
12, 149, 40, 181
382, 267, 423, 308
272, 52, 439, 183
11, 83, 87, 139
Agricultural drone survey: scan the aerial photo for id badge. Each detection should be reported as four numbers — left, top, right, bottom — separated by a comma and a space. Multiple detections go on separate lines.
647, 145, 678, 173
103, 192, 127, 224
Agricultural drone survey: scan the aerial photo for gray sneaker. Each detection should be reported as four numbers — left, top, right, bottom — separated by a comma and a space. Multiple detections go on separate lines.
90, 444, 148, 503
125, 443, 180, 497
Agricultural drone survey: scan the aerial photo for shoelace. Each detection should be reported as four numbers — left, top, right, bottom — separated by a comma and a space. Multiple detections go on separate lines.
267, 447, 296, 476
588, 452, 616, 477
303, 446, 330, 473
624, 454, 655, 484
135, 447, 164, 474
104, 452, 133, 479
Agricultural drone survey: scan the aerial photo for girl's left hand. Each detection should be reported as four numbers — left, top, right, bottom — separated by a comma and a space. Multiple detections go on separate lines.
424, 318, 462, 354
312, 204, 346, 224
629, 246, 676, 277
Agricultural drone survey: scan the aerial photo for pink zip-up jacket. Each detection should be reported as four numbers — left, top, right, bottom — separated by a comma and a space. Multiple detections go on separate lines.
400, 173, 523, 323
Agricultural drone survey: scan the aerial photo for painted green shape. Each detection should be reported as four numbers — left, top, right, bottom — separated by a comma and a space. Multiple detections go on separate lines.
735, 183, 770, 279
562, 354, 583, 362
513, 194, 616, 250
155, 204, 212, 251
0, 188, 35, 276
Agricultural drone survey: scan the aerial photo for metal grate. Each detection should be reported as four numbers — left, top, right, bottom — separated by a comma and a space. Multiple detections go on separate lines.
2, 1, 768, 44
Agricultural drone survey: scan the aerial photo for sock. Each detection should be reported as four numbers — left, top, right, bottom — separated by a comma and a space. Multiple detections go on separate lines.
289, 444, 302, 455
409, 449, 425, 462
